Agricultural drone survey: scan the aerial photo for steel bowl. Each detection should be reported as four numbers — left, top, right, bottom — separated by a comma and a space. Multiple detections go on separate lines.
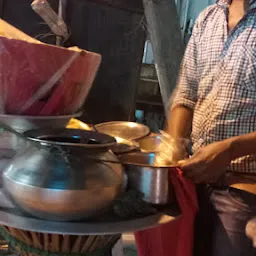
0, 112, 81, 150
137, 135, 163, 152
95, 121, 150, 141
119, 152, 175, 205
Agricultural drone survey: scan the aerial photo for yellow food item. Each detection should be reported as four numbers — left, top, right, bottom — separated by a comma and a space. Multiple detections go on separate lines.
66, 118, 92, 130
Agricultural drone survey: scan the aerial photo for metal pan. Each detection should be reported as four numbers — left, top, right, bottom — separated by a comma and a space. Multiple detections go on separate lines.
119, 152, 177, 205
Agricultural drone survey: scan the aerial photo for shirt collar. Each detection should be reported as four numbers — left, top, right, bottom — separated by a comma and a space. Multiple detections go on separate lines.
217, 0, 256, 9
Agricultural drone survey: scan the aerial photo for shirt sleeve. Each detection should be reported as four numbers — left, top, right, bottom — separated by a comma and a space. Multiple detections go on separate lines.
170, 20, 200, 110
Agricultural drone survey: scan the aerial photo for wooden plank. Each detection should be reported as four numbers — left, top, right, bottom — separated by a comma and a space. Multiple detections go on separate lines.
143, 0, 184, 115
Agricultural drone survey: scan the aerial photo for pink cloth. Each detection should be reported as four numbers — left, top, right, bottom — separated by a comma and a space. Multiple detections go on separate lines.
135, 168, 198, 256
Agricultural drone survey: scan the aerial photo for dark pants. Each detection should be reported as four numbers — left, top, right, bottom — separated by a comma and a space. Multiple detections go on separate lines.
194, 185, 256, 256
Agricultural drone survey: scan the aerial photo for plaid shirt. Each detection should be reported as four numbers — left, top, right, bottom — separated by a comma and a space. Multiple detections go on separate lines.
172, 0, 256, 174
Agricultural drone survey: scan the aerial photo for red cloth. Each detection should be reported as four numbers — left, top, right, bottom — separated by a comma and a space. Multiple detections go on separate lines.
134, 168, 198, 256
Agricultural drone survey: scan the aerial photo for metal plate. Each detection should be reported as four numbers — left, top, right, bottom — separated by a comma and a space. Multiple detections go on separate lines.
0, 112, 83, 151
0, 112, 82, 133
95, 122, 150, 141
0, 190, 180, 235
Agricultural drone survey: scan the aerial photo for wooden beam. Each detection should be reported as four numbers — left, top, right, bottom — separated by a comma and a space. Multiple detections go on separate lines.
143, 0, 184, 116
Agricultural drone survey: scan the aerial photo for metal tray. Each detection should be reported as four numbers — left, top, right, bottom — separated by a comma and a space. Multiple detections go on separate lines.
0, 190, 180, 235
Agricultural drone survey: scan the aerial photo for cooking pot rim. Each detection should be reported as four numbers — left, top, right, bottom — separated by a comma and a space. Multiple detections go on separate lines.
119, 152, 178, 168
24, 128, 117, 149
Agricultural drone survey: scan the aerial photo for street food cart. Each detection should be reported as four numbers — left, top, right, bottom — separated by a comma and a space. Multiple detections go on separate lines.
0, 1, 187, 255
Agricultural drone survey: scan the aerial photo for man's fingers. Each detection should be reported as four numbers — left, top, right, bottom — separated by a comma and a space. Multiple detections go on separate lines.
179, 159, 217, 183
179, 161, 204, 182
177, 160, 186, 166
179, 158, 204, 172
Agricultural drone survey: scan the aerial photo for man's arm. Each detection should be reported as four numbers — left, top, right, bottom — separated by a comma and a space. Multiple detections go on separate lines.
246, 218, 256, 248
159, 19, 200, 163
165, 13, 202, 140
166, 105, 193, 139
229, 132, 256, 160
179, 131, 256, 183
154, 105, 193, 164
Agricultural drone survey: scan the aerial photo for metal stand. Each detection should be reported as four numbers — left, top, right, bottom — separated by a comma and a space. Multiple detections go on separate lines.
0, 190, 180, 235
0, 190, 180, 255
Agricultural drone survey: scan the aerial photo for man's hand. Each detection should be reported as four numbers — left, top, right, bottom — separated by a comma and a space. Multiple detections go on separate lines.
154, 131, 190, 166
178, 140, 232, 184
246, 218, 256, 248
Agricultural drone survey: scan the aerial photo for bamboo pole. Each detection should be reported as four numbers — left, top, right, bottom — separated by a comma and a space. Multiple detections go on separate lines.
142, 0, 185, 116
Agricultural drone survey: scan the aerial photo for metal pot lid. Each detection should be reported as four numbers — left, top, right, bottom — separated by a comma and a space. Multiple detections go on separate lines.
24, 128, 116, 148
95, 121, 150, 141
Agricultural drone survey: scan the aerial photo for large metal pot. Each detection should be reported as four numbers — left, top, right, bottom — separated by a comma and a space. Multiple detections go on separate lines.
3, 129, 124, 221
119, 152, 175, 205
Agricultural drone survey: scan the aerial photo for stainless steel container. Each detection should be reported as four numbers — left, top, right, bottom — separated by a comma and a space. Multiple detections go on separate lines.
119, 152, 175, 205
3, 129, 124, 221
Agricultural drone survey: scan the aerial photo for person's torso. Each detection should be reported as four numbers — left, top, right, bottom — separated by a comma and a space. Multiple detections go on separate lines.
192, 1, 256, 174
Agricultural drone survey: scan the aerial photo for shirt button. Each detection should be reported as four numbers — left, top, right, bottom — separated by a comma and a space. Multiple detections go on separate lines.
198, 138, 204, 145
